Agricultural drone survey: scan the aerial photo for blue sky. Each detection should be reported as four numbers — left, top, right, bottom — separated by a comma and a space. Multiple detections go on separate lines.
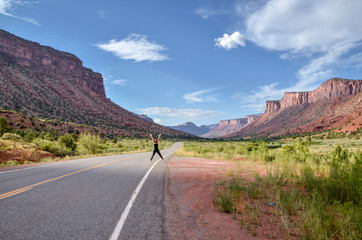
1, 0, 362, 126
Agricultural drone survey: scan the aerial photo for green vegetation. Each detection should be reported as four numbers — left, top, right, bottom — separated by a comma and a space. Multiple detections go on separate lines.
0, 117, 12, 136
0, 117, 174, 166
176, 138, 361, 239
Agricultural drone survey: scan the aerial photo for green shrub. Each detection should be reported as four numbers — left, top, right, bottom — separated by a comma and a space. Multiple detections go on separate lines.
1, 133, 22, 141
77, 132, 102, 154
2, 160, 20, 166
23, 129, 38, 142
59, 134, 77, 151
276, 187, 302, 216
213, 190, 234, 213
325, 146, 361, 204
33, 138, 72, 157
0, 117, 12, 136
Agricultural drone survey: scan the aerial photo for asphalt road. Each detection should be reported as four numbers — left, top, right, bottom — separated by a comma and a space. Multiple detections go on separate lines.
0, 142, 181, 240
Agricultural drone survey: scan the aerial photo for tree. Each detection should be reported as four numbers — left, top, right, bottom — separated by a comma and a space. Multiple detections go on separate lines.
0, 117, 12, 137
59, 134, 77, 151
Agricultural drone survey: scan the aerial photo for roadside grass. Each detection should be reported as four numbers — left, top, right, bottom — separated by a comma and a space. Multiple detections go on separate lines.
177, 139, 361, 239
0, 136, 174, 167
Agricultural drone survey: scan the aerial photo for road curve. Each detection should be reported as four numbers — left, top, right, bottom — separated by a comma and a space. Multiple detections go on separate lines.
0, 142, 182, 240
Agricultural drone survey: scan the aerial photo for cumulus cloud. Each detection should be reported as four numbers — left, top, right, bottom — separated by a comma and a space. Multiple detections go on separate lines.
153, 118, 162, 124
230, 0, 362, 112
215, 32, 246, 50
137, 107, 223, 120
0, 0, 39, 25
246, 0, 362, 51
233, 82, 286, 111
95, 34, 169, 62
112, 79, 128, 86
245, 0, 362, 85
183, 89, 218, 103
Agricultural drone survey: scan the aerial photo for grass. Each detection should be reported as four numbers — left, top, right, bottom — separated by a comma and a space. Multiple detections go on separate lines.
178, 138, 362, 239
0, 134, 175, 167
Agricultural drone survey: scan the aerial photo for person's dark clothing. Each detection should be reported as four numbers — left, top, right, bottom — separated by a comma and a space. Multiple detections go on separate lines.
150, 143, 163, 160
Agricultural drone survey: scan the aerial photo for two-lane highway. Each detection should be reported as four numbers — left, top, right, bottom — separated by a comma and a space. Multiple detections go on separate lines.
0, 142, 181, 240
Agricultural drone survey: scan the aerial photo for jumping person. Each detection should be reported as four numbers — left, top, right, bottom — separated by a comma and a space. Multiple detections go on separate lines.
149, 133, 164, 162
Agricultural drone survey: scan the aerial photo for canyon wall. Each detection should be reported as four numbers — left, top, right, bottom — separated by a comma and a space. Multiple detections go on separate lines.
0, 29, 193, 138
265, 78, 362, 114
202, 114, 261, 138
219, 118, 248, 126
0, 29, 105, 98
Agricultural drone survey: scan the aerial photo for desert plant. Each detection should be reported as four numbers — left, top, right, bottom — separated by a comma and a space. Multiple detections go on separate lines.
33, 138, 72, 157
325, 146, 361, 204
77, 132, 102, 154
1, 133, 22, 142
23, 129, 38, 142
0, 117, 12, 136
59, 134, 77, 151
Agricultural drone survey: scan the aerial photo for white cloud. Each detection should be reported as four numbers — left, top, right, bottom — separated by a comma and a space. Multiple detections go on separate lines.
244, 0, 362, 85
229, 0, 362, 112
153, 118, 162, 124
137, 107, 223, 120
112, 79, 128, 86
0, 0, 39, 25
182, 89, 218, 103
194, 7, 228, 19
95, 34, 169, 62
233, 82, 286, 110
215, 32, 245, 50
246, 0, 362, 51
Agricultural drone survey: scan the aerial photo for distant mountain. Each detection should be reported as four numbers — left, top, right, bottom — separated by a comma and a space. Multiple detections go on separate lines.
138, 114, 154, 123
0, 29, 194, 138
204, 123, 218, 131
169, 122, 216, 136
201, 114, 261, 138
226, 78, 362, 138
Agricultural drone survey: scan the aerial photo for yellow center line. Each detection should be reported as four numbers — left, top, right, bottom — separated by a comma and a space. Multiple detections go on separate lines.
0, 154, 143, 200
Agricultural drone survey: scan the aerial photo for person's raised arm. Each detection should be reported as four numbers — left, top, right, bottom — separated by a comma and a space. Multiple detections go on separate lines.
157, 133, 162, 141
150, 133, 154, 141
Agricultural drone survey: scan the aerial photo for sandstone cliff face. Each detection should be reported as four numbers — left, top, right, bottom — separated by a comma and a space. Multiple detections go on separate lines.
264, 78, 362, 114
219, 118, 248, 126
202, 114, 261, 138
265, 101, 281, 114
227, 78, 362, 138
0, 30, 105, 98
0, 29, 193, 138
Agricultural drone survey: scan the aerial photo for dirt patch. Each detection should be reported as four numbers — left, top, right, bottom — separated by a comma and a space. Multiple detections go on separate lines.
165, 156, 295, 240
0, 148, 55, 164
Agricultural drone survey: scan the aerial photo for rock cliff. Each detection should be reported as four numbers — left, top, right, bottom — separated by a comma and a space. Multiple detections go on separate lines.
0, 29, 105, 98
202, 114, 261, 138
265, 101, 281, 114
0, 29, 193, 138
265, 78, 362, 114
227, 78, 362, 138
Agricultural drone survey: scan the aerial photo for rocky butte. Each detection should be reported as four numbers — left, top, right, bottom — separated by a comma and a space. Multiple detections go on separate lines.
226, 78, 362, 138
202, 114, 261, 138
0, 29, 193, 138
265, 78, 362, 114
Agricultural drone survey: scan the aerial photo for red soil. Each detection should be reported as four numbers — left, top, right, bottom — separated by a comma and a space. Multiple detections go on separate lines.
165, 157, 299, 240
0, 148, 55, 164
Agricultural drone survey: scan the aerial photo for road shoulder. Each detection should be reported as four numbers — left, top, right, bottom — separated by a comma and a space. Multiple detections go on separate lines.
165, 156, 257, 240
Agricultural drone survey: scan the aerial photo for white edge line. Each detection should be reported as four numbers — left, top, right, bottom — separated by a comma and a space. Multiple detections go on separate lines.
109, 151, 174, 240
